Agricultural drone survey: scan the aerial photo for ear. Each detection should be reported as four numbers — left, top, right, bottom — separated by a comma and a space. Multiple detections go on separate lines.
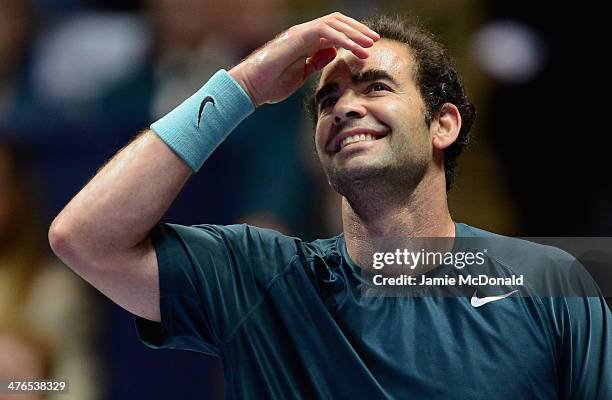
431, 103, 462, 150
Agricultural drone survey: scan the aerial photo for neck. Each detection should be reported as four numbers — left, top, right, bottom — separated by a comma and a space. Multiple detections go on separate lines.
341, 171, 455, 269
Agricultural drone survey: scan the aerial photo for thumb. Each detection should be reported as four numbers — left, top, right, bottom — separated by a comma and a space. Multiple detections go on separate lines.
304, 47, 337, 77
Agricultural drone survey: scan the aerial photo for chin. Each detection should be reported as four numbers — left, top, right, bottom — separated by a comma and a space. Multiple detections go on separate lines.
327, 162, 390, 191
343, 155, 390, 174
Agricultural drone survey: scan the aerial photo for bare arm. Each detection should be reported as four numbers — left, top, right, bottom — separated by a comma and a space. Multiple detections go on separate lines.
49, 131, 191, 321
49, 12, 379, 323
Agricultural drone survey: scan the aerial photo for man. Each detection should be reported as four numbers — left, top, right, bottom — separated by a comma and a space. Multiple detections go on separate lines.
49, 13, 611, 399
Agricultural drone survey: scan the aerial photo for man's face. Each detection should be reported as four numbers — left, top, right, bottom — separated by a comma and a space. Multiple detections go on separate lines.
314, 40, 432, 196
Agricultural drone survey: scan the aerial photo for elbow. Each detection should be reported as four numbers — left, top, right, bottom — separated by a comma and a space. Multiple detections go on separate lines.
48, 216, 78, 264
49, 215, 125, 273
49, 216, 97, 272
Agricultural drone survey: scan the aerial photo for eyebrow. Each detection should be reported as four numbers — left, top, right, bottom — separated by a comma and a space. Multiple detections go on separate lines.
314, 69, 400, 107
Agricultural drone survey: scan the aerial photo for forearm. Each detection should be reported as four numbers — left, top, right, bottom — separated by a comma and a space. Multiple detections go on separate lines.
50, 68, 255, 270
49, 12, 378, 268
50, 130, 192, 264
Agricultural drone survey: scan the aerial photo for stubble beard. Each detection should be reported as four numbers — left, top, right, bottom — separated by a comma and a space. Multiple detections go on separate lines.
324, 146, 429, 205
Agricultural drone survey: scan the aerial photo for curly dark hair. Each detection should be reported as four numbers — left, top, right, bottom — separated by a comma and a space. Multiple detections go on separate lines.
305, 14, 476, 191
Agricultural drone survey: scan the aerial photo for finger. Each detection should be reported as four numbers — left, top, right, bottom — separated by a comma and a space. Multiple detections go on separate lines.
327, 19, 375, 48
320, 38, 333, 48
305, 47, 337, 76
319, 25, 369, 59
333, 13, 380, 41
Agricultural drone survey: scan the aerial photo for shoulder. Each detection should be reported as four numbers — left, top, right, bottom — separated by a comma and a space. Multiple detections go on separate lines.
156, 222, 300, 251
182, 223, 341, 260
460, 223, 573, 263
458, 223, 594, 296
153, 222, 342, 282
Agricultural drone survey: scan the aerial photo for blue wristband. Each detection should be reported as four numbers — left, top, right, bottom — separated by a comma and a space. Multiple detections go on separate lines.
150, 69, 255, 171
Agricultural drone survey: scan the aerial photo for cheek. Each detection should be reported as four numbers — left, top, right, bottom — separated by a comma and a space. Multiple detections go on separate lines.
369, 101, 410, 132
377, 102, 400, 125
382, 100, 428, 134
314, 119, 329, 153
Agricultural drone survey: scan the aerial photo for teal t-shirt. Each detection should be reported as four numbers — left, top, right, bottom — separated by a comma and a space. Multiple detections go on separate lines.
135, 222, 612, 399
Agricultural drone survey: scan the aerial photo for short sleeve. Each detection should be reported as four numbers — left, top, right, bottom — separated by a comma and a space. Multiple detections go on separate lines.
548, 257, 612, 399
134, 223, 298, 356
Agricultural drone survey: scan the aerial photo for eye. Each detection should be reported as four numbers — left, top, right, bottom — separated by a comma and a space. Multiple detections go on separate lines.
368, 82, 391, 92
319, 96, 338, 111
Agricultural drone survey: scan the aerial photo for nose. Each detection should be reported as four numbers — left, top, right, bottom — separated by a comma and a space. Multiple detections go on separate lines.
332, 90, 366, 125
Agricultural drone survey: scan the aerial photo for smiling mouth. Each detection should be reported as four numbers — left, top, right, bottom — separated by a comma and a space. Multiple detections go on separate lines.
339, 133, 380, 150
328, 129, 388, 153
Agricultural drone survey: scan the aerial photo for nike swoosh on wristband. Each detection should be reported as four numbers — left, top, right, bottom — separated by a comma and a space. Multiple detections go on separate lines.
470, 289, 518, 308
197, 96, 215, 128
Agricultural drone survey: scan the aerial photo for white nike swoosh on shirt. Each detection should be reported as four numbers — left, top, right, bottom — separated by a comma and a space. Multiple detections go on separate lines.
470, 289, 518, 308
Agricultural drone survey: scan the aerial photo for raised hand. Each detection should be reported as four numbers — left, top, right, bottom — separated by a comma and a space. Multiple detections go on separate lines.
229, 12, 380, 107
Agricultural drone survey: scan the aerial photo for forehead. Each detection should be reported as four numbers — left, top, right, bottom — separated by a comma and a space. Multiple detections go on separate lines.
317, 39, 415, 89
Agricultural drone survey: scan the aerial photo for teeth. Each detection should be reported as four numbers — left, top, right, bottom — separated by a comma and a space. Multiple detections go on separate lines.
340, 133, 377, 149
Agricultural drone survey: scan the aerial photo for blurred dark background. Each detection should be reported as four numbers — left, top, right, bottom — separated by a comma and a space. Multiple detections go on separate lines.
1, 0, 609, 399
